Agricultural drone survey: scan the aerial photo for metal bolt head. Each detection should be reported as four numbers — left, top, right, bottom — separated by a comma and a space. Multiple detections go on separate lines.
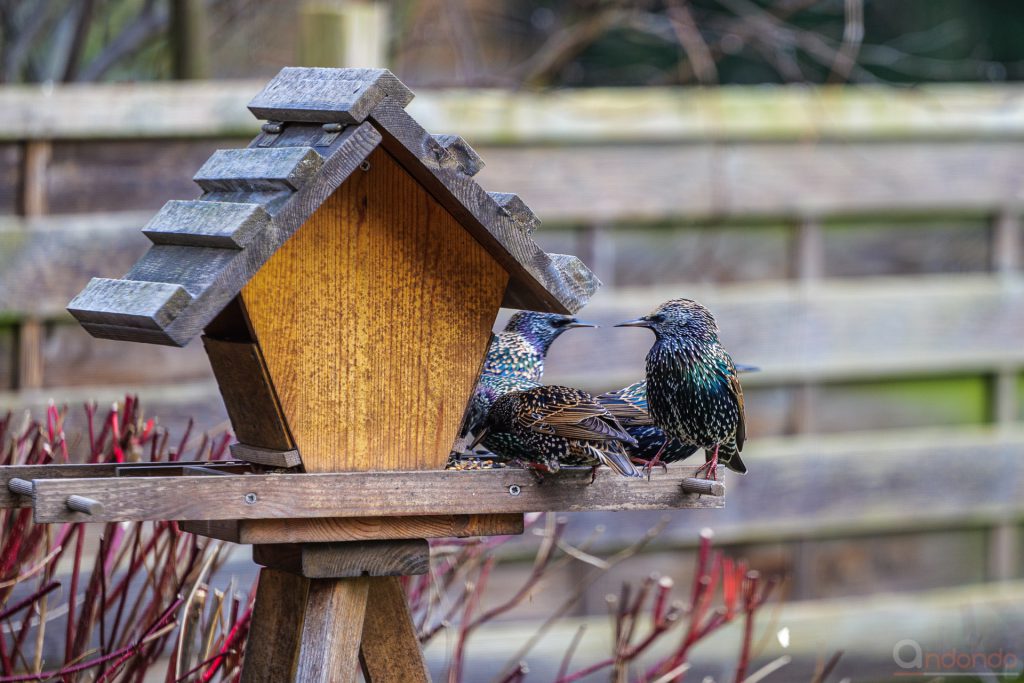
243, 492, 258, 505
508, 484, 521, 496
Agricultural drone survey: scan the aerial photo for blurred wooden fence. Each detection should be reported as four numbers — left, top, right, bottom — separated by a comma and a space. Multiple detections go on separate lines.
2, 81, 1024, 665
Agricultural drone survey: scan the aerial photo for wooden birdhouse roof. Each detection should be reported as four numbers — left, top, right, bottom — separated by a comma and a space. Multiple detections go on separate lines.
67, 67, 600, 347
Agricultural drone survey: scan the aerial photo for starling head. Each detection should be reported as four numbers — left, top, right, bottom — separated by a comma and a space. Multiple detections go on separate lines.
503, 312, 597, 353
614, 298, 719, 343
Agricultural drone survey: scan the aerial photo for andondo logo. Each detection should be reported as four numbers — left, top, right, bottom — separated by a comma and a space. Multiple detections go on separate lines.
893, 639, 1021, 676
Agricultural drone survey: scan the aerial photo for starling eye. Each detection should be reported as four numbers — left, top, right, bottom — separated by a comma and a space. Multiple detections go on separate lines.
649, 314, 666, 324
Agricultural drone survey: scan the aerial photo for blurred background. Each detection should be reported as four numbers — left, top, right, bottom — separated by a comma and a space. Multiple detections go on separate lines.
3, 0, 1024, 679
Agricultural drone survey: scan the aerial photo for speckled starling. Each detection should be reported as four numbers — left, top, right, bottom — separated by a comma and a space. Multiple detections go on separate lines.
615, 299, 747, 479
473, 385, 642, 478
598, 371, 757, 470
459, 312, 596, 444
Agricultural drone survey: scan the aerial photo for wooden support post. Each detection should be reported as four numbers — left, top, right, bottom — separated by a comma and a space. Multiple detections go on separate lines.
299, 1, 389, 69
993, 366, 1018, 429
987, 522, 1020, 582
169, 0, 210, 79
242, 541, 432, 681
20, 140, 50, 217
578, 222, 615, 289
241, 568, 308, 683
294, 577, 370, 683
792, 216, 823, 434
16, 318, 44, 390
992, 208, 1020, 276
793, 216, 824, 285
360, 577, 431, 682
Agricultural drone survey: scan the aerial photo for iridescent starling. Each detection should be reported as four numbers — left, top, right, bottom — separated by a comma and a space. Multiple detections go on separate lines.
598, 370, 757, 470
473, 385, 642, 478
615, 300, 747, 479
460, 312, 596, 444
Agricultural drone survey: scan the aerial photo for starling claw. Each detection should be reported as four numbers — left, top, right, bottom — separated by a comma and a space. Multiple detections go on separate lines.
695, 445, 720, 481
641, 436, 672, 480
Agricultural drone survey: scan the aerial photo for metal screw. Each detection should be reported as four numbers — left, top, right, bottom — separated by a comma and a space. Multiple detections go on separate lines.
508, 484, 521, 496
244, 493, 258, 505
359, 160, 371, 172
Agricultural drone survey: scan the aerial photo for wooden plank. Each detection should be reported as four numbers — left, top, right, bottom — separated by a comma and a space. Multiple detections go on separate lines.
556, 428, 1024, 549
425, 580, 1024, 681
0, 211, 151, 317
202, 337, 294, 452
192, 146, 324, 193
476, 142, 1024, 222
181, 513, 524, 544
360, 577, 431, 683
368, 99, 600, 314
293, 577, 369, 683
29, 464, 721, 523
0, 461, 251, 509
142, 199, 270, 249
230, 443, 301, 469
253, 539, 430, 578
4, 82, 1024, 143
542, 275, 1024, 389
68, 278, 192, 335
242, 146, 507, 473
46, 138, 242, 214
248, 67, 414, 125
41, 323, 212, 388
240, 568, 307, 683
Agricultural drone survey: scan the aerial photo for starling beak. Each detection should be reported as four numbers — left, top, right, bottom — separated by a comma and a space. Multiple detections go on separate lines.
614, 317, 655, 329
481, 385, 642, 478
615, 299, 747, 480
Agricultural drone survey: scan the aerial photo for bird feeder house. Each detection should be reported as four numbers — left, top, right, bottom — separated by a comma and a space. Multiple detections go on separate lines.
1, 69, 724, 681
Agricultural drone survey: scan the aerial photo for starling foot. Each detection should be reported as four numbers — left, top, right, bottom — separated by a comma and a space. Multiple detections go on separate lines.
694, 445, 720, 481
642, 437, 671, 480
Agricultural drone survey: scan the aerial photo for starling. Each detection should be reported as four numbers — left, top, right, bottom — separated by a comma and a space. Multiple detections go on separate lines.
598, 368, 758, 468
615, 299, 747, 479
473, 385, 642, 478
459, 312, 596, 445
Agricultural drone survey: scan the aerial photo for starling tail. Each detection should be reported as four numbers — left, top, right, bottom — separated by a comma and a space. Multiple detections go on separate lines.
479, 385, 642, 478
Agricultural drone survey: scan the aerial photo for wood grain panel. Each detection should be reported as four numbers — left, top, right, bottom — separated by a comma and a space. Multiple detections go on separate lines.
242, 146, 508, 472
182, 513, 524, 543
202, 336, 294, 452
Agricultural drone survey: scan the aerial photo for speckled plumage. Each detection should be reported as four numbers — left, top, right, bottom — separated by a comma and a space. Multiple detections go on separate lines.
480, 385, 641, 478
459, 312, 595, 445
616, 300, 747, 477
